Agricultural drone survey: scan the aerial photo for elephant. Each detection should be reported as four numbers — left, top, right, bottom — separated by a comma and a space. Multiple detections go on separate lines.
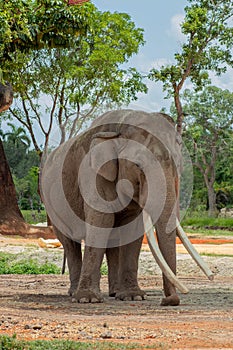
40, 109, 213, 306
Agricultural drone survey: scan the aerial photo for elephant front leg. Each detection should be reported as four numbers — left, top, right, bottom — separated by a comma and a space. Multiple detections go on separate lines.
116, 236, 146, 301
73, 245, 105, 303
106, 247, 119, 297
156, 222, 180, 306
73, 204, 115, 303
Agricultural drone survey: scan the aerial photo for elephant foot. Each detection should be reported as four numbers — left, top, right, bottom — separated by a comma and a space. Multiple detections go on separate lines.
68, 284, 79, 296
160, 294, 180, 306
109, 286, 119, 297
72, 289, 104, 303
115, 288, 147, 301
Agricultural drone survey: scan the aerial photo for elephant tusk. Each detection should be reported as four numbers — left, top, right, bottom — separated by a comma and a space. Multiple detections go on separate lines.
143, 211, 189, 294
176, 219, 214, 281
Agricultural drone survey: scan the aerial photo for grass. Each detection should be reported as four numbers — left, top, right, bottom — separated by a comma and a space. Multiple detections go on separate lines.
0, 252, 60, 274
182, 214, 233, 237
21, 210, 47, 224
182, 216, 233, 229
200, 253, 233, 258
184, 228, 233, 237
0, 252, 108, 276
0, 335, 161, 350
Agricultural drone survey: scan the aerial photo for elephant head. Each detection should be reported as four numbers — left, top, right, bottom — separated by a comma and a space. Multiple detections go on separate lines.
87, 111, 180, 228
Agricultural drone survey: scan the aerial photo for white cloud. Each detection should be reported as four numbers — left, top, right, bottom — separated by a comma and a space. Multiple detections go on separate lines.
167, 14, 186, 43
209, 67, 233, 91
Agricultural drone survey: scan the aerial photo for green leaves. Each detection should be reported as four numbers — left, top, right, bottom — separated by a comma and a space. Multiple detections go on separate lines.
149, 0, 233, 131
1, 1, 146, 151
0, 0, 93, 67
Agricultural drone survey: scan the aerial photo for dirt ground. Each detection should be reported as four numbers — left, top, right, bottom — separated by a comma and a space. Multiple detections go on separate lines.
0, 235, 233, 349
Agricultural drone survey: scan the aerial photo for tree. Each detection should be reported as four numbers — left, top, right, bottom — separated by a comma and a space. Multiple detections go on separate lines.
148, 0, 233, 134
5, 123, 31, 149
3, 125, 40, 178
14, 166, 42, 210
0, 0, 94, 63
5, 11, 146, 157
0, 0, 96, 236
181, 86, 233, 216
0, 82, 24, 230
0, 0, 146, 236
0, 130, 24, 222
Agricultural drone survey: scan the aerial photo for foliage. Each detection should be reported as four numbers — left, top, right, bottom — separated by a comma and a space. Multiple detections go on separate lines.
148, 0, 233, 133
13, 167, 42, 210
100, 261, 108, 276
21, 209, 47, 224
0, 0, 95, 67
1, 1, 146, 155
1, 124, 41, 209
0, 334, 154, 350
0, 252, 60, 274
180, 85, 233, 215
2, 124, 39, 179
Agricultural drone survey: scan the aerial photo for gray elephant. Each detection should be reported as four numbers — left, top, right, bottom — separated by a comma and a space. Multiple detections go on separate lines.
41, 109, 213, 306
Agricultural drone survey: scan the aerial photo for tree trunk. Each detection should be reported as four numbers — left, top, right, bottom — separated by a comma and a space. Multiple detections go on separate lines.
207, 185, 217, 217
174, 86, 183, 135
0, 138, 24, 223
0, 82, 13, 113
0, 82, 55, 238
0, 138, 55, 238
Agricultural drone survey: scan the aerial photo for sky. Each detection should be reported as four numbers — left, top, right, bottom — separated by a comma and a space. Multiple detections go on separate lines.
2, 1, 233, 144
93, 0, 233, 112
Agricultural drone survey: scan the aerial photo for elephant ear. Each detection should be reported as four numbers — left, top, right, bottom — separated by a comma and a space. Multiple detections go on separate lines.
90, 131, 119, 181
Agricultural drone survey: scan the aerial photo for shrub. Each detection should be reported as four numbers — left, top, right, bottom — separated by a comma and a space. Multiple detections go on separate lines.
0, 253, 60, 274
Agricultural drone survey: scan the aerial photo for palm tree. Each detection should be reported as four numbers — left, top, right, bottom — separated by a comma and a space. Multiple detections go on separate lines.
5, 123, 31, 150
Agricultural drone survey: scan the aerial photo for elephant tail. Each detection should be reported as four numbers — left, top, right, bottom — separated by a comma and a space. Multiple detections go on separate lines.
62, 252, 66, 274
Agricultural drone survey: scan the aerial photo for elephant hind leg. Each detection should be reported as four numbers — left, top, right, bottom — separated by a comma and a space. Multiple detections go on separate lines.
54, 227, 82, 296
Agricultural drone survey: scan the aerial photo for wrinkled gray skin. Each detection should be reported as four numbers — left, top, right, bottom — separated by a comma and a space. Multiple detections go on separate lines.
41, 110, 181, 306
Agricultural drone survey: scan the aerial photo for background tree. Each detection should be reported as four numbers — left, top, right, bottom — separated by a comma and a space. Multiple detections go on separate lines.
0, 0, 146, 235
180, 86, 233, 216
5, 10, 146, 157
14, 166, 42, 211
3, 123, 31, 173
0, 0, 97, 236
2, 124, 40, 178
149, 0, 233, 134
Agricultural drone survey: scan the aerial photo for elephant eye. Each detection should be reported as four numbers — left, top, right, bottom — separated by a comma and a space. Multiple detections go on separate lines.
135, 162, 143, 170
